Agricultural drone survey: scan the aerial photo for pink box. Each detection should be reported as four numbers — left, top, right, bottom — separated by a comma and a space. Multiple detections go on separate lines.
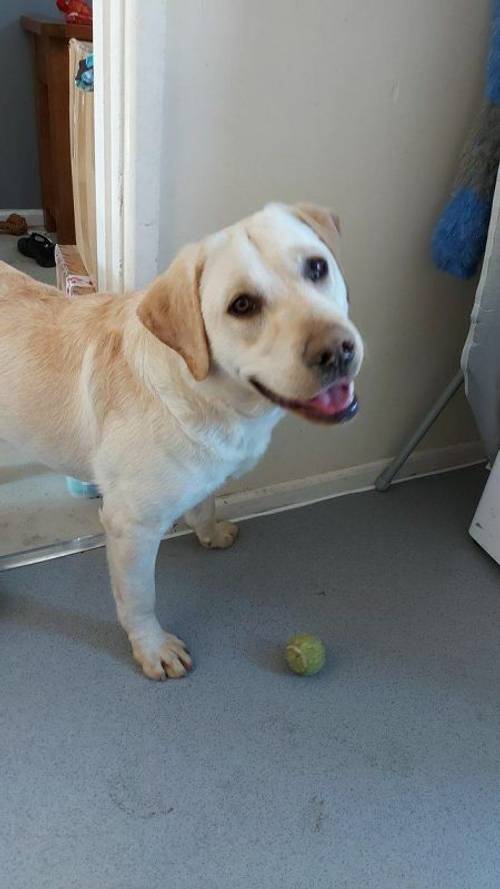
55, 243, 95, 299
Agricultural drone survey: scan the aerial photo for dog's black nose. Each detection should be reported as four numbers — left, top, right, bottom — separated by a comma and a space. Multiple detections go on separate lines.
309, 339, 355, 377
338, 340, 355, 375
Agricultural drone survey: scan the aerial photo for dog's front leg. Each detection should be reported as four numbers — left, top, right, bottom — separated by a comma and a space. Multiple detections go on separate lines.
101, 509, 192, 680
185, 496, 239, 549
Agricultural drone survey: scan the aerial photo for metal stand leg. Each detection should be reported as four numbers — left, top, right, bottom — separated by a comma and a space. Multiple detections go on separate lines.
375, 369, 464, 492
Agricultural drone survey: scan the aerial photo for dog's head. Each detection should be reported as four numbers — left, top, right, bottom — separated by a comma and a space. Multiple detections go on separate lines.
137, 202, 363, 423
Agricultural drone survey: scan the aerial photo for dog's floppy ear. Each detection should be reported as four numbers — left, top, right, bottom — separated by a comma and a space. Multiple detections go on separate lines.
292, 202, 342, 261
137, 243, 210, 382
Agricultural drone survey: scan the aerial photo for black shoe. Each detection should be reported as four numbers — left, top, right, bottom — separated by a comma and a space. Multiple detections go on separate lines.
17, 233, 56, 268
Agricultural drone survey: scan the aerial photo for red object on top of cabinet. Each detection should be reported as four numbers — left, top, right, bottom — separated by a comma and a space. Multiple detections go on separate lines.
56, 1, 92, 26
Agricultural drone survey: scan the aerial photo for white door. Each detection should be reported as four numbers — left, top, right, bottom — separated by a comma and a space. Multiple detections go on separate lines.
93, 0, 168, 292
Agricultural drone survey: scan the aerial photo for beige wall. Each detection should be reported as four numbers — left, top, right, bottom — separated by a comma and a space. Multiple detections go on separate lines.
160, 0, 489, 490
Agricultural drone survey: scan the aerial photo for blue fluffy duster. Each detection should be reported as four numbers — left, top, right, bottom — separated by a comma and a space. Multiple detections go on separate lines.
432, 0, 500, 278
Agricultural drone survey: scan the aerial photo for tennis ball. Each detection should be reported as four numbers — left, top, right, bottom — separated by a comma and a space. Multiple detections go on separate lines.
285, 633, 326, 676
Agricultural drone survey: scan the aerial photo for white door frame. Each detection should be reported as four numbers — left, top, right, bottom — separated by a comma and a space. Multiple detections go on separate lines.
93, 0, 168, 292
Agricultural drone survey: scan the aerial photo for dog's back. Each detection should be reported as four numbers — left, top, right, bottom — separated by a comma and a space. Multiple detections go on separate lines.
0, 262, 133, 477
0, 260, 61, 304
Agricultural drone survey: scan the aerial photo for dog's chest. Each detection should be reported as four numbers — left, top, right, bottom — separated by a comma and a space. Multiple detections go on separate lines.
202, 410, 278, 478
176, 409, 280, 496
148, 407, 282, 523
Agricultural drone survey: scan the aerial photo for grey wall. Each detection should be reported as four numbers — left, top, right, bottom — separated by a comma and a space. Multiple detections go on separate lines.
0, 0, 62, 208
160, 0, 488, 490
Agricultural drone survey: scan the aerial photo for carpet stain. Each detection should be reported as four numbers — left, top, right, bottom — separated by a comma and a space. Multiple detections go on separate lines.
310, 796, 326, 833
107, 775, 170, 820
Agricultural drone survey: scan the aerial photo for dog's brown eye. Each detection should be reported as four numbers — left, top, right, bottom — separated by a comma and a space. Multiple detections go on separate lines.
228, 294, 261, 317
305, 256, 328, 282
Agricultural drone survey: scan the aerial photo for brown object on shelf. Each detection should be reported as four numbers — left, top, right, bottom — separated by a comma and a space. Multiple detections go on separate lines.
55, 244, 95, 299
0, 214, 28, 236
21, 16, 93, 244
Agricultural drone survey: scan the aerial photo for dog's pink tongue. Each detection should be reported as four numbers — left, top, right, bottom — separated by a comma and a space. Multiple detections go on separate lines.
306, 380, 354, 416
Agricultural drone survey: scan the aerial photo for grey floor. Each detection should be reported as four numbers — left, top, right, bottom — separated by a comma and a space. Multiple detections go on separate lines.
1, 466, 499, 889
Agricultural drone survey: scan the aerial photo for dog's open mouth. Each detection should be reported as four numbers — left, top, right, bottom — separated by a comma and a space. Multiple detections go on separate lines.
251, 378, 358, 424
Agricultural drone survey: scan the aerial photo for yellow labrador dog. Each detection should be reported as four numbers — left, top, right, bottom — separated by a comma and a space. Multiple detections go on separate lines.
0, 203, 363, 679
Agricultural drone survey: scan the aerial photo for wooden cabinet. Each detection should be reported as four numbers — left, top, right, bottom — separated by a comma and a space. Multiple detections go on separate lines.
21, 16, 92, 243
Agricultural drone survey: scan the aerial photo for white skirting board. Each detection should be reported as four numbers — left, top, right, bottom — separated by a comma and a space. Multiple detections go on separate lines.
0, 440, 485, 570
0, 210, 44, 227
216, 440, 485, 525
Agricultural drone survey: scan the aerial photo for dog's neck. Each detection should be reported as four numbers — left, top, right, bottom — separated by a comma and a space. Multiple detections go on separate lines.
195, 365, 281, 420
125, 304, 283, 429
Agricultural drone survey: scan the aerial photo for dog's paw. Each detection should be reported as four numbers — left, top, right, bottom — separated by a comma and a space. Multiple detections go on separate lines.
132, 632, 192, 681
199, 520, 239, 550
